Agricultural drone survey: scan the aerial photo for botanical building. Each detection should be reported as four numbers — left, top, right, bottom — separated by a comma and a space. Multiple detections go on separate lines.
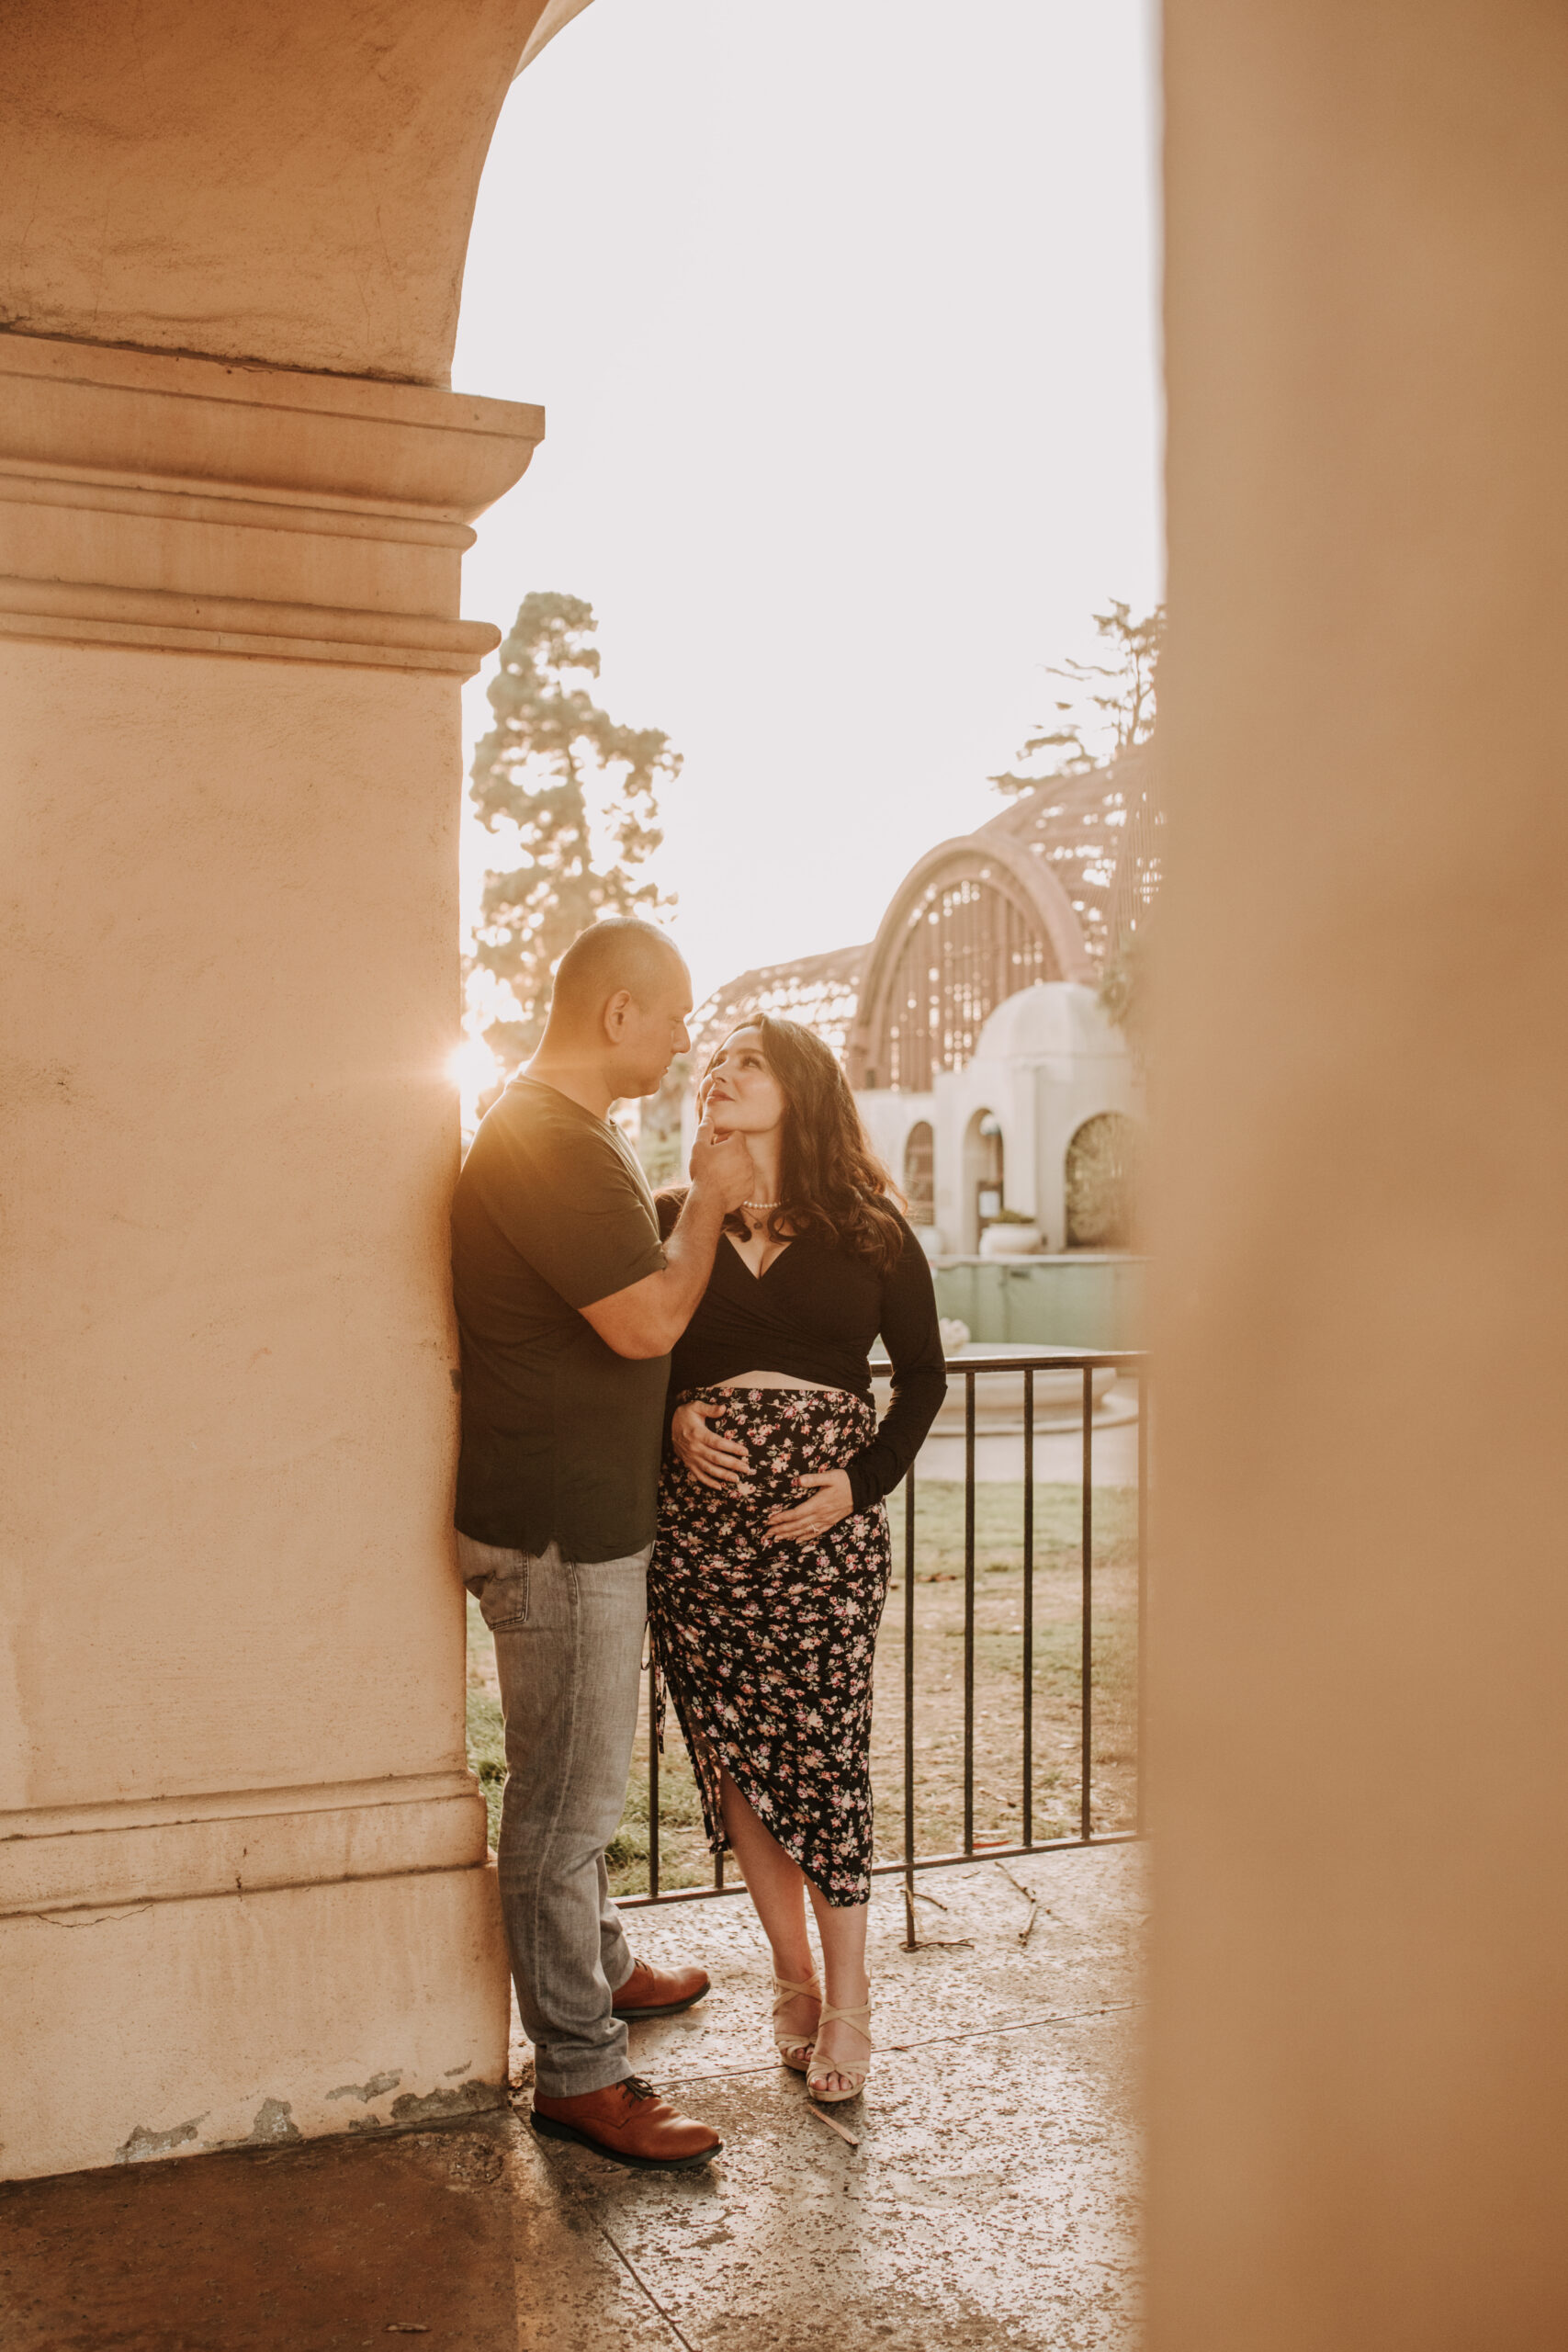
689, 745, 1156, 1254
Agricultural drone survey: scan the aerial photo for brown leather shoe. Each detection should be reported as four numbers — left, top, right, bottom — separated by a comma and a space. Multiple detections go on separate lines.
531, 2076, 722, 2170
610, 1957, 711, 2018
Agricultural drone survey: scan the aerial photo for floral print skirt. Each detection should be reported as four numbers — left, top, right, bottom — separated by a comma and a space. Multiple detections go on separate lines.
649, 1385, 892, 1906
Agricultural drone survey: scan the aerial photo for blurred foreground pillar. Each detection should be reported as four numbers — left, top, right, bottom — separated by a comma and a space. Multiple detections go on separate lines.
0, 0, 550, 2181
1155, 5, 1568, 2345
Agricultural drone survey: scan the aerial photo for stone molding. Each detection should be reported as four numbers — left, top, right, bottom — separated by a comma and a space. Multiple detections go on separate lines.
0, 332, 544, 673
1, 1772, 488, 1917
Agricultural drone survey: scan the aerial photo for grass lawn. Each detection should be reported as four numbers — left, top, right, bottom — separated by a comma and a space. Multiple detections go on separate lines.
466, 1479, 1140, 1899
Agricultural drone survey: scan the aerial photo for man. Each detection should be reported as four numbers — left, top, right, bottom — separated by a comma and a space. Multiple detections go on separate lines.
451, 918, 753, 2170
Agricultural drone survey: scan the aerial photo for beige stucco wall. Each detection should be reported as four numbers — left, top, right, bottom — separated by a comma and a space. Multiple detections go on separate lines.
3, 639, 465, 1809
1152, 4, 1568, 2343
0, 0, 553, 383
0, 86, 544, 2163
5, 1872, 508, 2177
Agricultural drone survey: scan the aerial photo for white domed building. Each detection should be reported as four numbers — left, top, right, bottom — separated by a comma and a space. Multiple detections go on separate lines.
683, 745, 1156, 1271
855, 979, 1140, 1258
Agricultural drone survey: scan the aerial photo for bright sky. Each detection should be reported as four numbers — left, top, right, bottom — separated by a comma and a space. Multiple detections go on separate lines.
454, 0, 1163, 1015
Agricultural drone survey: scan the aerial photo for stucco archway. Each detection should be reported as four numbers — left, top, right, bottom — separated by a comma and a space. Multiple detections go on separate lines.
0, 0, 581, 2183
0, 2, 574, 383
1064, 1109, 1140, 1249
903, 1119, 936, 1227
7, 22, 1568, 2351
960, 1108, 1006, 1254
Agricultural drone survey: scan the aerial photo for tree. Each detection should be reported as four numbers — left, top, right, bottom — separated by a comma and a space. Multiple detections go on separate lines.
468, 593, 682, 1070
636, 1053, 691, 1187
990, 598, 1165, 796
989, 598, 1167, 1073
1096, 923, 1153, 1079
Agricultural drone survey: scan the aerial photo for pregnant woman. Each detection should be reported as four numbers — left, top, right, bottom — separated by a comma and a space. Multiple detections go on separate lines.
649, 1016, 945, 2102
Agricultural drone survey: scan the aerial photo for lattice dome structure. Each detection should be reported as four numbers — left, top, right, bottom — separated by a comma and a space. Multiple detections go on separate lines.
688, 942, 871, 1074
697, 745, 1161, 1095
985, 738, 1164, 966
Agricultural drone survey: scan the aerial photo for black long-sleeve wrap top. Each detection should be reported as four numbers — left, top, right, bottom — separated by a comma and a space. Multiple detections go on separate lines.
655, 1190, 947, 1510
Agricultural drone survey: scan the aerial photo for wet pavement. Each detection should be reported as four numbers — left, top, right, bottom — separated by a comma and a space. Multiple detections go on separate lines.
1, 1847, 1144, 2351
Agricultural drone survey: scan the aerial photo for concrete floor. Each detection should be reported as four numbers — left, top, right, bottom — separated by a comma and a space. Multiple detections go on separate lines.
1, 1847, 1144, 2352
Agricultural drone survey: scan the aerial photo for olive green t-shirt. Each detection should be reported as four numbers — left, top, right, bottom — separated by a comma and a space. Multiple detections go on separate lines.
451, 1076, 669, 1561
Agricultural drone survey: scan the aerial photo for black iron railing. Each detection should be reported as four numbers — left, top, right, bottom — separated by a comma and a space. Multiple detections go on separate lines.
617, 1351, 1147, 1932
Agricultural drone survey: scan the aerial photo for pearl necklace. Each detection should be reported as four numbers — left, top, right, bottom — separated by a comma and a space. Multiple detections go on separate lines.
741, 1199, 783, 1212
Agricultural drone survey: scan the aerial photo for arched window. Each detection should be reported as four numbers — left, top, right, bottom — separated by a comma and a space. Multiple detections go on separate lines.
846, 835, 1093, 1092
903, 1122, 935, 1226
870, 873, 1055, 1091
961, 1109, 1005, 1251
1065, 1113, 1141, 1249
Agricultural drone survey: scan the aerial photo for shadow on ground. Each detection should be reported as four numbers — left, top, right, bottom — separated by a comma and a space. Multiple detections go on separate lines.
0, 1849, 1143, 2351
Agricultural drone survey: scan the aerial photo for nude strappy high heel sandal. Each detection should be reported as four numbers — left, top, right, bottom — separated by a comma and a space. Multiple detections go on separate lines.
772, 1975, 821, 2074
807, 2001, 872, 2103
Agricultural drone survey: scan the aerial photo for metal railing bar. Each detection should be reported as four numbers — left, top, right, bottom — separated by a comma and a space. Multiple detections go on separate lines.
924, 1351, 1145, 1374
1021, 1365, 1034, 1848
1080, 1363, 1094, 1844
617, 1881, 747, 1910
872, 1832, 1137, 1877
619, 1347, 1148, 1909
963, 1369, 976, 1856
615, 1830, 1142, 1908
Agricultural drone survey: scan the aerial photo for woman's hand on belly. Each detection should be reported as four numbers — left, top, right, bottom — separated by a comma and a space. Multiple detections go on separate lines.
766, 1467, 856, 1544
672, 1398, 752, 1489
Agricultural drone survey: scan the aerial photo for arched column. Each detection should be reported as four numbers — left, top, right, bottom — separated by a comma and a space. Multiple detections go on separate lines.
0, 2, 562, 2179
0, 0, 556, 382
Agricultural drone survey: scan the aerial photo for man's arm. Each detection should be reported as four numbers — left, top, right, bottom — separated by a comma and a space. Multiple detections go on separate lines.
580, 1120, 754, 1360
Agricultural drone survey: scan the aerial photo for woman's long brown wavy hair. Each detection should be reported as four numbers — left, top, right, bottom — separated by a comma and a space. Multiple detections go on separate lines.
702, 1015, 907, 1274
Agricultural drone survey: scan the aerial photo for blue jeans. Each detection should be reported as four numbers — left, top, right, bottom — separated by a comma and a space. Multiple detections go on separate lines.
457, 1533, 651, 2099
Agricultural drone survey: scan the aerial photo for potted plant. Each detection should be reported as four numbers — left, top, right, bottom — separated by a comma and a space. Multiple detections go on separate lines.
979, 1205, 1044, 1257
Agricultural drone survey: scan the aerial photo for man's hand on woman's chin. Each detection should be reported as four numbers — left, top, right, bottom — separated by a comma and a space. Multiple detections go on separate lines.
688, 1115, 756, 1213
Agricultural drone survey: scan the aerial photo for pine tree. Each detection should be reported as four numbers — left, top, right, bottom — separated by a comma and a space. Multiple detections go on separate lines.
991, 599, 1165, 793
989, 599, 1167, 1070
468, 593, 681, 1070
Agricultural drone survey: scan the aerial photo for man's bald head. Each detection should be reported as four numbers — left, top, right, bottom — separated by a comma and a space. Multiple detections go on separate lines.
549, 919, 687, 1031
536, 919, 693, 1102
